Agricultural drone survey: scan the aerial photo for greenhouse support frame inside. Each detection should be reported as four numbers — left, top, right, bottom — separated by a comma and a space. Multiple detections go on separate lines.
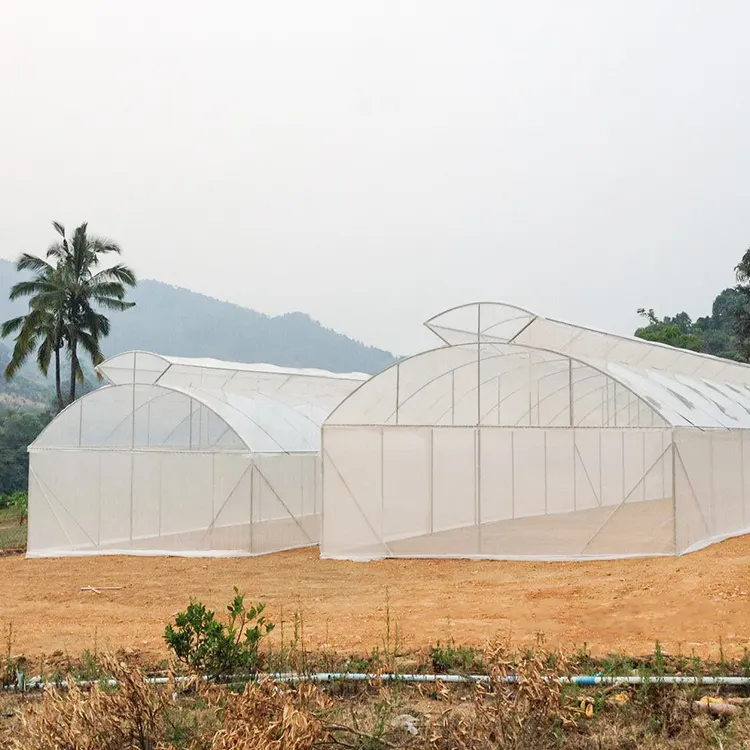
27, 351, 367, 558
321, 302, 750, 561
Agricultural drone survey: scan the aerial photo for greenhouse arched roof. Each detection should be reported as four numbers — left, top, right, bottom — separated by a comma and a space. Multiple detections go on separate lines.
328, 303, 750, 430
33, 351, 369, 453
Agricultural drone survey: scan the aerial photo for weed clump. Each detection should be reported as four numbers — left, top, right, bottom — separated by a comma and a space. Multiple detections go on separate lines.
164, 588, 274, 678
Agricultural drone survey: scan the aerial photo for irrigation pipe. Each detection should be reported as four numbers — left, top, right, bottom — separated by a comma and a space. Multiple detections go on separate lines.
4, 672, 750, 692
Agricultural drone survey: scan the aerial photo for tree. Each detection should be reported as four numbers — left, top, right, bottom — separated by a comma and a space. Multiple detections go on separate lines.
1, 222, 136, 409
634, 308, 705, 352
733, 249, 750, 361
0, 409, 53, 494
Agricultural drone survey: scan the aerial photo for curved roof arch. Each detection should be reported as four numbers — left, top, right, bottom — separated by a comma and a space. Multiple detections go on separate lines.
421, 302, 750, 429
34, 351, 369, 453
31, 383, 248, 451
326, 340, 670, 429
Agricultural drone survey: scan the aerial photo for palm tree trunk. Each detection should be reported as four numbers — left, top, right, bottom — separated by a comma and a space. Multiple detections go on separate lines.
69, 338, 78, 405
54, 346, 63, 413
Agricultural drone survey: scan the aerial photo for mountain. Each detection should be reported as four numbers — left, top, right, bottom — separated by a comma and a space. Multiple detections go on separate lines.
0, 258, 396, 375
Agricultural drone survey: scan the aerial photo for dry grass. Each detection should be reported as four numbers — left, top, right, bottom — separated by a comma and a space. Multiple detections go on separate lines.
4, 643, 750, 750
8, 654, 172, 750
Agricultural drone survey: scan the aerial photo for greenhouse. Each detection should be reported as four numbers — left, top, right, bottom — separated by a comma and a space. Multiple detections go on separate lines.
27, 351, 367, 557
321, 302, 750, 561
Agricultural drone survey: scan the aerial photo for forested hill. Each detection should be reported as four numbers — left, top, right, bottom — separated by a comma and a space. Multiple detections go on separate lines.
0, 259, 396, 375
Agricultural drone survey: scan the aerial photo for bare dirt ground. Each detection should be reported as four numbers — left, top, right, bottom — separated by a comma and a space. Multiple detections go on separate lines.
1, 537, 749, 662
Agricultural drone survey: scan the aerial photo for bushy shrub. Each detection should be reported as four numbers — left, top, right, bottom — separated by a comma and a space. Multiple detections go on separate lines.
164, 588, 274, 677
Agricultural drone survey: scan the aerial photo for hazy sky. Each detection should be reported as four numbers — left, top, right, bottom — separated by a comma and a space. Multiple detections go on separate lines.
2, 1, 750, 355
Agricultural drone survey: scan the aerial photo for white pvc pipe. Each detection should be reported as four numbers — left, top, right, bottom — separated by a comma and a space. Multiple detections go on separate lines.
5, 672, 750, 691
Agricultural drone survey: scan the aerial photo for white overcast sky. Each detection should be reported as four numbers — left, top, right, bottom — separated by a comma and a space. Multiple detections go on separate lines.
1, 1, 749, 355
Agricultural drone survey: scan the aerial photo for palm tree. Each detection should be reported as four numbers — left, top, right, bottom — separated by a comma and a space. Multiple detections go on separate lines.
2, 221, 136, 409
47, 223, 136, 403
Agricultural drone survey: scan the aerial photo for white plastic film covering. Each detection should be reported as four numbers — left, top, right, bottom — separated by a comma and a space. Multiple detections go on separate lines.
27, 350, 361, 558
322, 307, 750, 561
322, 425, 675, 560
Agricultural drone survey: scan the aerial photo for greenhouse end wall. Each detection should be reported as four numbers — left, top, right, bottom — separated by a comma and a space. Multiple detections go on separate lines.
321, 424, 676, 561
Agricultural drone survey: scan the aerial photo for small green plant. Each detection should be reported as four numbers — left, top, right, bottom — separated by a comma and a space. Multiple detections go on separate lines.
429, 639, 481, 673
741, 647, 750, 677
653, 640, 665, 676
0, 492, 27, 523
10, 492, 28, 524
164, 587, 274, 677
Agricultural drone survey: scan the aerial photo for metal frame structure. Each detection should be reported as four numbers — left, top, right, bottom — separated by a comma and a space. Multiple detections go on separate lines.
321, 302, 750, 561
27, 351, 367, 558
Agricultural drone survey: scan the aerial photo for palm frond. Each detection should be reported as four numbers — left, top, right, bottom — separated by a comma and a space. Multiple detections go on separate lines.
1, 316, 27, 338
92, 296, 135, 312
91, 264, 137, 287
8, 279, 60, 301
52, 221, 66, 238
4, 322, 40, 381
36, 336, 53, 376
77, 329, 104, 366
16, 253, 55, 275
90, 238, 122, 255
89, 280, 128, 299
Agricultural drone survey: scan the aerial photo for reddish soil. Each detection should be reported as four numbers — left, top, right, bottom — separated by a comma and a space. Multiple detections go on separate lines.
1, 538, 749, 662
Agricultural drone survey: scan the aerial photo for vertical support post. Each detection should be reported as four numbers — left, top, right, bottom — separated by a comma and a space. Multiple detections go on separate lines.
543, 430, 548, 514
211, 452, 216, 536
451, 370, 456, 425
621, 429, 626, 501
741, 432, 746, 531
528, 354, 533, 426
428, 428, 434, 534
671, 436, 677, 553
642, 430, 647, 502
497, 376, 501, 425
300, 454, 305, 519
475, 306, 483, 551
568, 359, 574, 427
510, 430, 515, 519
318, 430, 323, 548
380, 427, 386, 543
249, 460, 255, 554
78, 395, 84, 447
157, 456, 163, 539
476, 428, 482, 554
477, 304, 482, 427
709, 431, 715, 535
395, 364, 401, 425
96, 453, 102, 546
129, 353, 136, 547
573, 428, 577, 512
598, 429, 603, 506
189, 398, 193, 449
613, 382, 618, 427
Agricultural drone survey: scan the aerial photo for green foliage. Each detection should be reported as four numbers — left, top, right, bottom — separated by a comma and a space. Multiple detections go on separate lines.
0, 409, 52, 493
634, 308, 705, 352
429, 639, 482, 673
164, 588, 274, 677
635, 287, 750, 362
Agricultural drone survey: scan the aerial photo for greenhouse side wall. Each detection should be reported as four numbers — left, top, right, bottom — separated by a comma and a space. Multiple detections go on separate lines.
674, 427, 750, 554
321, 425, 675, 561
27, 449, 318, 557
